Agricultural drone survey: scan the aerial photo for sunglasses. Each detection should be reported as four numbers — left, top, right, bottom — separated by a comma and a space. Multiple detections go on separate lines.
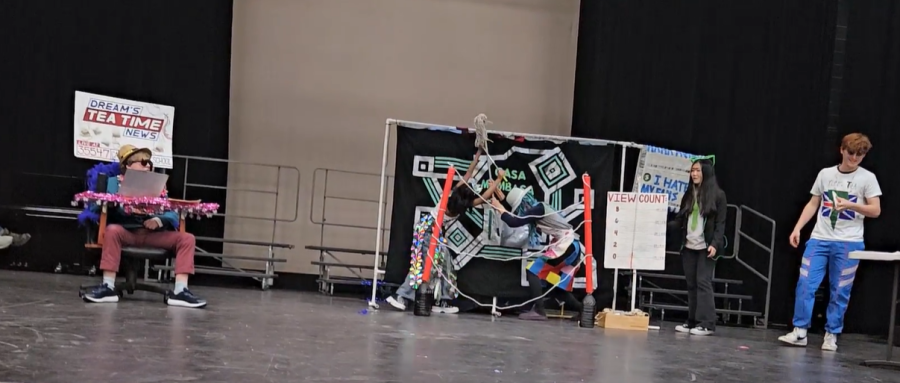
846, 149, 868, 156
127, 159, 154, 168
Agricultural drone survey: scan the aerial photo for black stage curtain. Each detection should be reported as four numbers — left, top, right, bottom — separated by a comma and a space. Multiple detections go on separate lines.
835, 0, 900, 335
0, 0, 233, 271
573, 1, 840, 330
387, 126, 614, 298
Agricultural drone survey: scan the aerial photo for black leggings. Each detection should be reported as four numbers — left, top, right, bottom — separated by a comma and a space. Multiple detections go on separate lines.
526, 243, 582, 315
526, 272, 584, 315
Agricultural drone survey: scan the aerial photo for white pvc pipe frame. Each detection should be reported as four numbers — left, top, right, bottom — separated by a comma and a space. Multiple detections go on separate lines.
368, 118, 645, 311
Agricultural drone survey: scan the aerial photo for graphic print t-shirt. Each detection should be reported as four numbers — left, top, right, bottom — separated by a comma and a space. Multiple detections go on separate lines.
809, 166, 881, 242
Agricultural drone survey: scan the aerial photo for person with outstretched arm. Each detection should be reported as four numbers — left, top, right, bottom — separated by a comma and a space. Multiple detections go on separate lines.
385, 149, 504, 314
491, 186, 583, 321
778, 133, 881, 352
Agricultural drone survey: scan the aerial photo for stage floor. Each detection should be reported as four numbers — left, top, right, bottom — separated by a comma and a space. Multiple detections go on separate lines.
0, 271, 897, 383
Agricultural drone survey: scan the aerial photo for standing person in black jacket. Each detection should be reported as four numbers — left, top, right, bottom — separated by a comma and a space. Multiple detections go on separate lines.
669, 158, 727, 336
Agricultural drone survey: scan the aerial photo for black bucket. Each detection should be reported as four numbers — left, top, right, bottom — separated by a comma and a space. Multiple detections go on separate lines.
579, 295, 596, 328
413, 286, 434, 317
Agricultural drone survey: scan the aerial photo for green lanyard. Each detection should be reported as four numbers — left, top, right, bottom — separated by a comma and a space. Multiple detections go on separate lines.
690, 199, 701, 231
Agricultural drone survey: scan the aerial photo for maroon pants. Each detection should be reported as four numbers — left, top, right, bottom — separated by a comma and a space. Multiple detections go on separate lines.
101, 224, 196, 275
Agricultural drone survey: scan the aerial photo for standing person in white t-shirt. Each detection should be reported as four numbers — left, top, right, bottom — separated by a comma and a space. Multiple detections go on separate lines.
779, 133, 882, 351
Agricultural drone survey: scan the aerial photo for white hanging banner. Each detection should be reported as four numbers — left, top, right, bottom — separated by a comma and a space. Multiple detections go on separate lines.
632, 145, 698, 212
73, 91, 175, 169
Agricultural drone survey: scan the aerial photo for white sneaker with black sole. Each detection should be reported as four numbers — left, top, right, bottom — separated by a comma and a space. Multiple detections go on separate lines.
166, 289, 207, 308
675, 323, 693, 333
690, 327, 714, 336
432, 301, 459, 314
822, 332, 838, 351
778, 327, 808, 346
386, 295, 407, 311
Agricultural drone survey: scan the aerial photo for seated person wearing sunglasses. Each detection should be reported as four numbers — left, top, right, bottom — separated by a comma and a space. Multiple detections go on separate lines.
77, 145, 206, 308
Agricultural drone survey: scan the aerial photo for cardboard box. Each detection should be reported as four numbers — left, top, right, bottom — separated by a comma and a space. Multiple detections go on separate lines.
595, 310, 650, 331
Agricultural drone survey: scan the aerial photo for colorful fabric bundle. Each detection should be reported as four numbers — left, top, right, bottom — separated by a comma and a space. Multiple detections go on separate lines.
526, 240, 582, 291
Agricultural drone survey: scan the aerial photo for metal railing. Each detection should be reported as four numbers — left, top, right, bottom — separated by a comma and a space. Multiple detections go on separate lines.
308, 168, 393, 293
168, 155, 301, 289
631, 204, 776, 328
309, 168, 392, 250
177, 155, 301, 223
734, 204, 776, 328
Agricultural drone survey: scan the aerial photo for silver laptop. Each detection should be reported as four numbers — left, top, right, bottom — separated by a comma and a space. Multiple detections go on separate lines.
119, 170, 169, 197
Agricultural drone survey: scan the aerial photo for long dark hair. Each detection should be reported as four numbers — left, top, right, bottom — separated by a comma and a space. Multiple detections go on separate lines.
446, 184, 477, 217
678, 159, 721, 218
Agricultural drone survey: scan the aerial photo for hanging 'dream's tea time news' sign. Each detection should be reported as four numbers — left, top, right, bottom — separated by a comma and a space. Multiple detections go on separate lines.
73, 91, 175, 169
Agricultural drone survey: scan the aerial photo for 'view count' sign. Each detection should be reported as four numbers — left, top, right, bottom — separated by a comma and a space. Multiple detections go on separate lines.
73, 91, 175, 169
604, 192, 668, 271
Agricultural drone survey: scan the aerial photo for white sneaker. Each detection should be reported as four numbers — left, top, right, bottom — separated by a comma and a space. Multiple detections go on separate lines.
690, 327, 714, 336
778, 327, 808, 346
0, 236, 12, 250
822, 332, 838, 351
386, 295, 406, 311
432, 301, 459, 314
675, 323, 692, 333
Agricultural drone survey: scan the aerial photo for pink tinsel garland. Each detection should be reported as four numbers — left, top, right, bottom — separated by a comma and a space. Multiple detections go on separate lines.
73, 191, 220, 218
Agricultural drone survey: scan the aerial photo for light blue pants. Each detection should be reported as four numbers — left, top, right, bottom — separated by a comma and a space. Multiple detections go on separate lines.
792, 239, 864, 334
395, 274, 453, 302
395, 251, 455, 303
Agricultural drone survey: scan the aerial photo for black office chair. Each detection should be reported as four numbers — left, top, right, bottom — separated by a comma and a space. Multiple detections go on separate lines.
78, 223, 172, 301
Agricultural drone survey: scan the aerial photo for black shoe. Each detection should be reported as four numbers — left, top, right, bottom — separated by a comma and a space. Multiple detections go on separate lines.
83, 284, 119, 303
166, 288, 207, 308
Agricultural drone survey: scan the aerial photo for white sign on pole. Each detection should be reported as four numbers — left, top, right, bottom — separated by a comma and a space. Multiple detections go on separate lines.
604, 192, 668, 270
73, 91, 175, 169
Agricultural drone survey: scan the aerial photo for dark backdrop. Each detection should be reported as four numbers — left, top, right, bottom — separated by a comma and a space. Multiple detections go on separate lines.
835, 0, 900, 335
0, 0, 233, 271
574, 0, 900, 335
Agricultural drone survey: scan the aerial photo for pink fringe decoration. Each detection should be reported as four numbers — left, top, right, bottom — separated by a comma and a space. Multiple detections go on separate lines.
73, 191, 219, 218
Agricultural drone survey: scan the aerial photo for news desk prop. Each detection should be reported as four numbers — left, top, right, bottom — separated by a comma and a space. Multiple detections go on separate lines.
73, 191, 219, 246
849, 250, 900, 370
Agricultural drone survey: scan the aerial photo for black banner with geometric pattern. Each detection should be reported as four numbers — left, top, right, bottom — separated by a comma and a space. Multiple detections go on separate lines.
386, 125, 614, 298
